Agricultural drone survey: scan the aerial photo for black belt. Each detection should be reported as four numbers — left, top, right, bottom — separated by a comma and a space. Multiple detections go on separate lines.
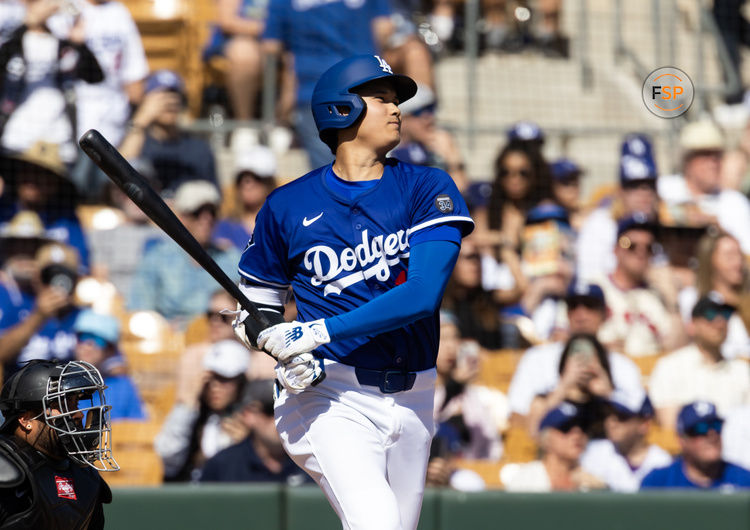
354, 368, 417, 394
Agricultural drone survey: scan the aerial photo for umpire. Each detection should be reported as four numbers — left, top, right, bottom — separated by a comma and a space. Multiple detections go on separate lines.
0, 360, 117, 529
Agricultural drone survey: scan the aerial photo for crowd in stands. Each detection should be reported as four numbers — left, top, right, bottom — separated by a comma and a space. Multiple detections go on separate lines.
0, 0, 750, 495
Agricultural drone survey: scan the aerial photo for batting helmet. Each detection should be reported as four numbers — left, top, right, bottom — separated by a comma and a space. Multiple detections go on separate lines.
0, 360, 118, 471
311, 55, 418, 135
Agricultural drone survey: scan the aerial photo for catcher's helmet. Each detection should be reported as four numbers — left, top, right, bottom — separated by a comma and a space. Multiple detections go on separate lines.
0, 360, 118, 471
311, 55, 417, 136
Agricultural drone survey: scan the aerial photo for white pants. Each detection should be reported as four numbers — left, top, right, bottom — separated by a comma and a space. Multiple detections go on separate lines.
275, 360, 436, 530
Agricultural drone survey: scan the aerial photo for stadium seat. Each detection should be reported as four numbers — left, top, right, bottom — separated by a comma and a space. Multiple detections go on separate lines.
453, 458, 504, 489
475, 350, 524, 394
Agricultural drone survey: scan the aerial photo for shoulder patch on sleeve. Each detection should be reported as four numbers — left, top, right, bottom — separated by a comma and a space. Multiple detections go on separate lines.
434, 194, 454, 214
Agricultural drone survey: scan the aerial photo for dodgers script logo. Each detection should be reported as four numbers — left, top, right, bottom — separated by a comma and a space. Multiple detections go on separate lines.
304, 229, 409, 296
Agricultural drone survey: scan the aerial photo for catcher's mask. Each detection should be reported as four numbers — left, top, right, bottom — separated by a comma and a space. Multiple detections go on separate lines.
0, 360, 119, 471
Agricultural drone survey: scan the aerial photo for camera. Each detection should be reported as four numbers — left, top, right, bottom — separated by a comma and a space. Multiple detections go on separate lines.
40, 264, 77, 296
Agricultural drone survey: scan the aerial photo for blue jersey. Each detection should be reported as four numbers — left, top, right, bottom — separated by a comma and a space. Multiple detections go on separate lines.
238, 159, 473, 371
640, 457, 750, 490
263, 0, 391, 103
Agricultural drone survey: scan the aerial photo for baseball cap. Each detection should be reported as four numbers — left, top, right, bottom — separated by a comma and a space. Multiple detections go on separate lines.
616, 212, 657, 238
525, 203, 570, 226
3, 141, 69, 180
607, 389, 654, 418
619, 154, 657, 184
621, 133, 655, 160
565, 278, 605, 308
202, 340, 250, 378
507, 121, 545, 143
145, 69, 186, 96
173, 180, 221, 214
234, 145, 277, 180
691, 291, 736, 320
73, 310, 120, 346
240, 378, 275, 416
677, 401, 722, 436
35, 243, 80, 271
0, 211, 47, 241
680, 120, 724, 152
550, 158, 582, 181
539, 402, 585, 432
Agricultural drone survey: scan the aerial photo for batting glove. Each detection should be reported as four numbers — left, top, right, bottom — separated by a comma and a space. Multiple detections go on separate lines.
275, 353, 326, 394
257, 320, 331, 362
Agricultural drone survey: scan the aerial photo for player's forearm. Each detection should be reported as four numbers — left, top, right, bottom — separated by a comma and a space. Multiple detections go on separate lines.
325, 240, 459, 342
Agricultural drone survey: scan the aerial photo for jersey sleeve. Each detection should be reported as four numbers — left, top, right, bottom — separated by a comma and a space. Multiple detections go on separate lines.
238, 199, 291, 288
408, 168, 474, 239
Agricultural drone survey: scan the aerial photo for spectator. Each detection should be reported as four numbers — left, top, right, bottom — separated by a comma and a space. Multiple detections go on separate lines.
262, 0, 393, 169
200, 379, 310, 484
0, 241, 82, 379
0, 142, 90, 269
118, 70, 219, 195
723, 403, 750, 470
595, 214, 685, 356
677, 230, 750, 359
389, 86, 467, 192
577, 133, 659, 282
381, 0, 435, 92
155, 339, 250, 482
503, 403, 605, 492
527, 333, 614, 437
649, 293, 750, 431
506, 121, 545, 151
641, 401, 750, 489
433, 311, 508, 460
580, 390, 671, 492
507, 280, 644, 430
424, 435, 487, 492
55, 0, 148, 198
203, 0, 266, 150
87, 158, 164, 295
0, 0, 103, 163
517, 203, 575, 342
712, 0, 750, 104
72, 308, 146, 421
658, 120, 750, 254
473, 139, 552, 250
213, 144, 277, 251
127, 180, 242, 326
441, 237, 505, 349
0, 0, 25, 45
549, 158, 583, 230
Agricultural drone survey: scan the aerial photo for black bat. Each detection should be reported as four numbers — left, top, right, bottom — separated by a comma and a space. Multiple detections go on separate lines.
78, 129, 271, 335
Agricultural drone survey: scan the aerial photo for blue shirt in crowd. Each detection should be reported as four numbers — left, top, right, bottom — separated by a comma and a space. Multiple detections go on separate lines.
640, 457, 750, 490
100, 374, 147, 421
141, 133, 218, 193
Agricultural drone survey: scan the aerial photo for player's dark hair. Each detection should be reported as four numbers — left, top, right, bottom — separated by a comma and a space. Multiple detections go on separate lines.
487, 141, 553, 232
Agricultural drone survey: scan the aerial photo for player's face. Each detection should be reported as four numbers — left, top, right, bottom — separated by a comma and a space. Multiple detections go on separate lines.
712, 236, 744, 288
351, 80, 402, 153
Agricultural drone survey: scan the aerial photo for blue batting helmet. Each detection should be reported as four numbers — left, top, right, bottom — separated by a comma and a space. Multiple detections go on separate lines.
311, 55, 418, 135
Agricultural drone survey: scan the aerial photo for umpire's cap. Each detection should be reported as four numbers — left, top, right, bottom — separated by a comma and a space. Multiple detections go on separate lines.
311, 55, 417, 136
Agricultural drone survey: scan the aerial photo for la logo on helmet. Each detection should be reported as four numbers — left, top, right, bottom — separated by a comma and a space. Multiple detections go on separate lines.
374, 55, 393, 74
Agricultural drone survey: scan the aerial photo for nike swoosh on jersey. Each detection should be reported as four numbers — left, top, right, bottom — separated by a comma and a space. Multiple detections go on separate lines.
302, 212, 324, 226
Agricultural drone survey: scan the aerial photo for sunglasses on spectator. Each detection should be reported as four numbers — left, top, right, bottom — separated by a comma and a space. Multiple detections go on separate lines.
618, 236, 655, 255
697, 307, 734, 322
188, 204, 217, 218
499, 167, 531, 178
411, 103, 437, 117
555, 177, 579, 187
621, 180, 656, 191
557, 421, 586, 434
566, 297, 603, 310
206, 310, 234, 324
685, 420, 723, 437
77, 332, 110, 349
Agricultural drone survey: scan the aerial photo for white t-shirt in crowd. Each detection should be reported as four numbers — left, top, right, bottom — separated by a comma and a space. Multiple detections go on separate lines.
677, 287, 750, 360
0, 0, 24, 45
580, 439, 672, 492
1, 31, 78, 162
649, 343, 750, 417
723, 404, 750, 470
502, 460, 551, 492
595, 274, 674, 357
507, 341, 644, 416
51, 1, 148, 146
577, 206, 617, 282
658, 173, 750, 255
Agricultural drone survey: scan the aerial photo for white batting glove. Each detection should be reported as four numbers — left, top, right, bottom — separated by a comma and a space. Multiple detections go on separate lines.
275, 353, 326, 394
257, 319, 330, 362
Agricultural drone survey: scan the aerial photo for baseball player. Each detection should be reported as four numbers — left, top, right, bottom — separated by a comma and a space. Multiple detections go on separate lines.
233, 55, 473, 530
